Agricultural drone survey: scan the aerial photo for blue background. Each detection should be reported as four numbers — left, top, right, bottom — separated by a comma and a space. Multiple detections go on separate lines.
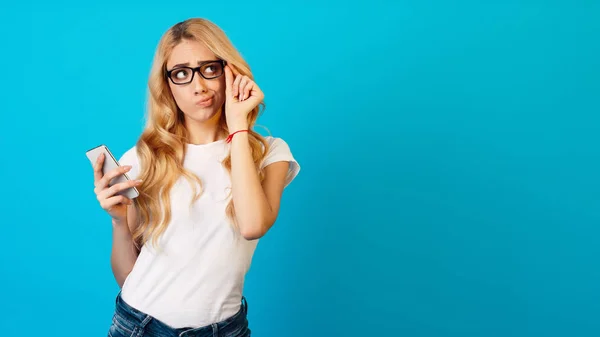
1, 1, 599, 336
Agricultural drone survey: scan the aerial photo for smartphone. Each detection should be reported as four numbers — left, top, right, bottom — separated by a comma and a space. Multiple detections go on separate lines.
85, 144, 139, 199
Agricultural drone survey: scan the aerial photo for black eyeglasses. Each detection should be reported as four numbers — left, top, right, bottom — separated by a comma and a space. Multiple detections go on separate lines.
165, 60, 227, 85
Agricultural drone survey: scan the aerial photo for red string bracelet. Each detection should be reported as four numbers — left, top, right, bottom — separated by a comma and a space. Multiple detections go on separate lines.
226, 129, 249, 143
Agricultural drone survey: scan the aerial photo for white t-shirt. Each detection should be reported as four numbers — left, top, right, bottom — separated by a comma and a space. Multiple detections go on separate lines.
117, 136, 300, 328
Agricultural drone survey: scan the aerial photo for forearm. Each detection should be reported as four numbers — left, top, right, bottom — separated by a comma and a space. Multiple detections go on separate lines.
230, 132, 272, 239
110, 220, 139, 288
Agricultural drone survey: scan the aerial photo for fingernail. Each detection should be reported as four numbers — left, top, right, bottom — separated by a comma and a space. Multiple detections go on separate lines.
136, 179, 143, 183
124, 166, 132, 171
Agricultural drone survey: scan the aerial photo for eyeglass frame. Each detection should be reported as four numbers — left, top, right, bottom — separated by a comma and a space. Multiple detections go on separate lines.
164, 59, 228, 85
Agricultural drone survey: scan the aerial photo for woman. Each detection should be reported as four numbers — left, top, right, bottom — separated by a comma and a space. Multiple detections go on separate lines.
92, 18, 300, 337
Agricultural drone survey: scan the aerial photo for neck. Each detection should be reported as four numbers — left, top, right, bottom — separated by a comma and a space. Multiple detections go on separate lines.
184, 110, 226, 145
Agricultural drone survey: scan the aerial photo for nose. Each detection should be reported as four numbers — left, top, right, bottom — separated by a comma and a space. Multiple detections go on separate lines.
192, 70, 208, 93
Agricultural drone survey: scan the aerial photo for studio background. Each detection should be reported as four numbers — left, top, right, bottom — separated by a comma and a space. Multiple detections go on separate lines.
0, 1, 598, 336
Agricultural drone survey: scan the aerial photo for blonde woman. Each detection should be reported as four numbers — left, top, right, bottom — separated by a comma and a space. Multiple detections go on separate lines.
91, 18, 300, 337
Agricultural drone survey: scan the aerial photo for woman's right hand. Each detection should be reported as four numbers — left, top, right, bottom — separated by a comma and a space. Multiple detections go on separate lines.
92, 153, 143, 224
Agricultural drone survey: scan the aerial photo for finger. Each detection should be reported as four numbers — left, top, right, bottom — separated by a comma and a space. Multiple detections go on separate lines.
96, 165, 132, 190
253, 84, 264, 101
232, 75, 242, 98
225, 65, 234, 97
243, 81, 254, 101
238, 77, 249, 101
100, 195, 132, 211
93, 153, 105, 183
96, 165, 131, 190
98, 178, 143, 200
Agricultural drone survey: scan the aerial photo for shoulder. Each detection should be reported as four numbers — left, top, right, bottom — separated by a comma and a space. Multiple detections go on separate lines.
118, 146, 139, 165
263, 136, 290, 149
118, 145, 142, 180
260, 136, 300, 187
261, 136, 295, 161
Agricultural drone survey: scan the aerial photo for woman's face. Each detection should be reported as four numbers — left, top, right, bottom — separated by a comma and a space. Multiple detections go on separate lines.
165, 39, 226, 123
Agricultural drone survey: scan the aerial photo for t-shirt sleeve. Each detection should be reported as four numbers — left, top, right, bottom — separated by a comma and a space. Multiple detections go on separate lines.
260, 137, 300, 188
118, 146, 142, 181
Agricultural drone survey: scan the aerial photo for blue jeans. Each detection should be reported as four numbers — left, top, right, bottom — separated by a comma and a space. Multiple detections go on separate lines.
107, 292, 251, 337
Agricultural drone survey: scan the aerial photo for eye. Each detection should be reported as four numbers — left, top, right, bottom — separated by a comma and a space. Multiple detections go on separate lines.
202, 65, 216, 75
174, 69, 189, 79
200, 62, 223, 78
169, 68, 192, 83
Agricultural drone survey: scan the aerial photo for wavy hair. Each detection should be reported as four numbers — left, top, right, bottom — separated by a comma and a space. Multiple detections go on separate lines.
130, 18, 269, 250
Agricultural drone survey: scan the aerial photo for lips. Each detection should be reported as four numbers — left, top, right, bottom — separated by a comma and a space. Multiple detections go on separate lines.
195, 97, 213, 106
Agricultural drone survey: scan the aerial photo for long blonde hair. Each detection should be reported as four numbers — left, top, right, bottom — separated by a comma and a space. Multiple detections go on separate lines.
130, 18, 269, 250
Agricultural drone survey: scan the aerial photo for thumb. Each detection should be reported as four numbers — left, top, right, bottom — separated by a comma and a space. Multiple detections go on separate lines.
224, 64, 234, 97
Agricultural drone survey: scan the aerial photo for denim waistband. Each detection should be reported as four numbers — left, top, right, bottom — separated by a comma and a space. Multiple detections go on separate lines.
113, 291, 248, 337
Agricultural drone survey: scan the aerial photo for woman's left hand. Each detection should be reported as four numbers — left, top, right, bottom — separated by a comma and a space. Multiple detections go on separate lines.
224, 64, 264, 131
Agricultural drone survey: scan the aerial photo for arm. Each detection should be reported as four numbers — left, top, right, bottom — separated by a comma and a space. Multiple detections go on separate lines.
224, 65, 292, 239
230, 132, 290, 240
110, 205, 140, 288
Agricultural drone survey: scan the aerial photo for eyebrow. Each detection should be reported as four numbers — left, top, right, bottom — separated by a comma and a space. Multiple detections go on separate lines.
169, 60, 217, 69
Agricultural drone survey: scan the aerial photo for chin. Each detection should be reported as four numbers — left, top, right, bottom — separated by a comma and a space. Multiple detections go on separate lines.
183, 108, 220, 123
